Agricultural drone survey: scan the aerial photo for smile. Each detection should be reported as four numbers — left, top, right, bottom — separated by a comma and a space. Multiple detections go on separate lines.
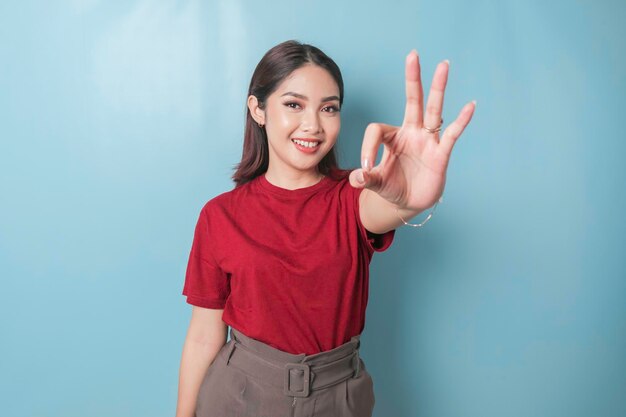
291, 139, 321, 148
291, 138, 321, 154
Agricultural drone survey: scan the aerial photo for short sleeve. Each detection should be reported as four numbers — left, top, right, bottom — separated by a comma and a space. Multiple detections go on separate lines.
182, 206, 230, 309
352, 184, 395, 253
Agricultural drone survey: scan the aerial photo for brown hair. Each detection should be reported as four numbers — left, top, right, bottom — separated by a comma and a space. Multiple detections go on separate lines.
231, 40, 351, 188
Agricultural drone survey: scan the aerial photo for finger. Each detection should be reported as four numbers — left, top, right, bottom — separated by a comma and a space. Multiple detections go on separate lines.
423, 60, 449, 131
360, 122, 397, 174
439, 100, 476, 156
402, 50, 424, 127
349, 167, 377, 190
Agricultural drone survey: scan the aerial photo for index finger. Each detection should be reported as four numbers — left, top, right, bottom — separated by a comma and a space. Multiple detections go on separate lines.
402, 49, 424, 127
361, 122, 396, 173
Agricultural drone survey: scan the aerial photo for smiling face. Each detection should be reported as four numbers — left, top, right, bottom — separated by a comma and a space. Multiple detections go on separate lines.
248, 64, 341, 183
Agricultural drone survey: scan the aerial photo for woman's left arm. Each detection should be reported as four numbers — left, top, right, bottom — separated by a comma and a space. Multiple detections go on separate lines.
350, 50, 476, 235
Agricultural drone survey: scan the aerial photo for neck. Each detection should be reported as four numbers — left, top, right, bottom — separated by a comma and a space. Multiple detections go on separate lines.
264, 168, 324, 190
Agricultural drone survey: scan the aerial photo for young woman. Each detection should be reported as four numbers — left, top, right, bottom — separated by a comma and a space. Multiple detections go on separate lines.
176, 40, 475, 417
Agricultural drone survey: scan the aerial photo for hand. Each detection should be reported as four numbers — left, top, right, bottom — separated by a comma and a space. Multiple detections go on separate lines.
349, 50, 476, 211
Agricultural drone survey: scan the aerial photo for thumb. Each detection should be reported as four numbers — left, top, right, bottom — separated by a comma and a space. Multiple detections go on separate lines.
349, 168, 372, 189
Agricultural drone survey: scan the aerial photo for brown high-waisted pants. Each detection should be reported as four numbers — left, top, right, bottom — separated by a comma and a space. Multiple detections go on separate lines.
195, 327, 375, 417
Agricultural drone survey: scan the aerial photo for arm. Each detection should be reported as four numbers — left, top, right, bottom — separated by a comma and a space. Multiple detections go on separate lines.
175, 306, 228, 417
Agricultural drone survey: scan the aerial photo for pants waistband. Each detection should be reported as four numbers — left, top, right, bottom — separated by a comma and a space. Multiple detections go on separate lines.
221, 327, 363, 398
228, 327, 361, 366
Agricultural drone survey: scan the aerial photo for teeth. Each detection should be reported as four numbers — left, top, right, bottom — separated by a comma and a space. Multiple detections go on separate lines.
292, 139, 320, 148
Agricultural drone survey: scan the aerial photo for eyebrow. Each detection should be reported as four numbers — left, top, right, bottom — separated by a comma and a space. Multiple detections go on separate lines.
280, 91, 340, 102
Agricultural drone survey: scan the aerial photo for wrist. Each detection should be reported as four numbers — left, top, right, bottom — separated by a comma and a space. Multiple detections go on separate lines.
394, 196, 443, 228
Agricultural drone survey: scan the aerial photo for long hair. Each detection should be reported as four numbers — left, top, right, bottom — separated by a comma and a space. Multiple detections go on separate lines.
231, 40, 351, 188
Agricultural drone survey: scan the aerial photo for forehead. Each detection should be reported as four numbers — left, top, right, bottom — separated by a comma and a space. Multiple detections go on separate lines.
274, 65, 339, 98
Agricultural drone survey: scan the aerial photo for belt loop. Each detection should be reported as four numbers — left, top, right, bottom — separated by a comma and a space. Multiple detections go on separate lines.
352, 349, 361, 378
225, 341, 237, 365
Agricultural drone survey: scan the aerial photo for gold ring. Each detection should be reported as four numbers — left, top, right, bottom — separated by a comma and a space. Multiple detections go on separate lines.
423, 118, 443, 134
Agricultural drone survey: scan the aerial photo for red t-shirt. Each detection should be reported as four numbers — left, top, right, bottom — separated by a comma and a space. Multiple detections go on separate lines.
182, 171, 395, 355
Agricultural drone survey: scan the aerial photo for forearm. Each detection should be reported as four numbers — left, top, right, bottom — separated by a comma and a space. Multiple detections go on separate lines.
175, 338, 226, 417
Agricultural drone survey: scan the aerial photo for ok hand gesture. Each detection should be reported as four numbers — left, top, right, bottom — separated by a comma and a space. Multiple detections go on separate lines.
350, 50, 476, 212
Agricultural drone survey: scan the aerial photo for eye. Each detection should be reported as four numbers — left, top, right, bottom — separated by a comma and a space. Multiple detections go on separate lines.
323, 105, 340, 113
284, 102, 301, 109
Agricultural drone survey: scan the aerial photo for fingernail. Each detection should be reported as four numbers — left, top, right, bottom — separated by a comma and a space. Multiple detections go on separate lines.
472, 100, 477, 106
362, 157, 371, 171
357, 170, 365, 183
443, 59, 450, 66
411, 49, 418, 56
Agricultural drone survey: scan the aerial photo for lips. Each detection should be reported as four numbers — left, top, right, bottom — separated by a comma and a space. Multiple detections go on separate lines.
291, 138, 322, 143
291, 138, 321, 153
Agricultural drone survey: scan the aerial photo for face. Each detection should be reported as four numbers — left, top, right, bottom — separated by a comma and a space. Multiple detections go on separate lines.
250, 64, 341, 177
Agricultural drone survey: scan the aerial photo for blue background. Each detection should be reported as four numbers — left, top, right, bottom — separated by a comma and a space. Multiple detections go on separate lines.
1, 1, 624, 416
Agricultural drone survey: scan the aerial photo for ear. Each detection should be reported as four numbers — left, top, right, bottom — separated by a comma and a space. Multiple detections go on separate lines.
247, 95, 265, 125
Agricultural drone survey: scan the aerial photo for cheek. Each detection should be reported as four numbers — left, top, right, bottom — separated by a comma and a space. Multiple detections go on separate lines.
273, 111, 299, 130
325, 118, 341, 137
266, 107, 296, 132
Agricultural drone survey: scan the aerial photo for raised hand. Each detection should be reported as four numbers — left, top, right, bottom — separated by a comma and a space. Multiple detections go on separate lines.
349, 50, 476, 212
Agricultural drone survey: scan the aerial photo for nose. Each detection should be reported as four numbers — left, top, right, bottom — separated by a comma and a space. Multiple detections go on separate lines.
301, 109, 321, 133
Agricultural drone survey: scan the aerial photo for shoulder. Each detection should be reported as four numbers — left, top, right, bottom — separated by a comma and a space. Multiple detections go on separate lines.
199, 177, 258, 219
330, 169, 360, 200
196, 190, 232, 222
326, 167, 355, 191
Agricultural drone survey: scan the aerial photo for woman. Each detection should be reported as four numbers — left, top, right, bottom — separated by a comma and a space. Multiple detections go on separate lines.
176, 40, 475, 417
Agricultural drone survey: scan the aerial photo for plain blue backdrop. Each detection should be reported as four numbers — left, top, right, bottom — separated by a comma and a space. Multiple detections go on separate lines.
1, 1, 624, 416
